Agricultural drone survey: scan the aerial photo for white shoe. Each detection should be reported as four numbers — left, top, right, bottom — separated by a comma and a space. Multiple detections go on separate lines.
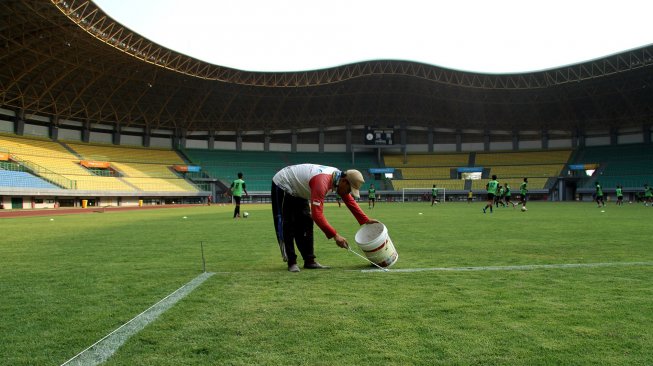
288, 264, 300, 272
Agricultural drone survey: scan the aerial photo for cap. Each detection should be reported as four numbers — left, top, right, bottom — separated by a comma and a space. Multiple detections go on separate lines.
344, 169, 364, 198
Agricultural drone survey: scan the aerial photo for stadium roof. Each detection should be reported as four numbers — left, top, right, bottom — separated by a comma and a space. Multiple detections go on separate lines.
2, 0, 653, 133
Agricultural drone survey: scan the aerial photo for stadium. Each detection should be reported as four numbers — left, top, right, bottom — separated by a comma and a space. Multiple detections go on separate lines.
2, 1, 652, 365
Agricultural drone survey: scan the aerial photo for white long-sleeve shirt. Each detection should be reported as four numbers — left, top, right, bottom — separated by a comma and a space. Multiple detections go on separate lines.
273, 164, 368, 238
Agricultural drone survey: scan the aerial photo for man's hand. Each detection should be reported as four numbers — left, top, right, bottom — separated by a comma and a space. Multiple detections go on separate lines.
334, 233, 349, 249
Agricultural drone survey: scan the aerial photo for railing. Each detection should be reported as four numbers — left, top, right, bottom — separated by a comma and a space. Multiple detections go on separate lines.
0, 161, 27, 172
9, 156, 77, 189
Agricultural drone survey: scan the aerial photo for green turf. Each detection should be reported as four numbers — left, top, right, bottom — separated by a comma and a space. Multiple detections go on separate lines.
1, 202, 652, 365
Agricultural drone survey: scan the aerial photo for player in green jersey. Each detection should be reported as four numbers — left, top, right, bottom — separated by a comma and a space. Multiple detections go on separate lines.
230, 172, 248, 218
368, 184, 376, 209
504, 183, 517, 208
483, 175, 499, 214
518, 177, 528, 210
495, 185, 506, 208
615, 185, 624, 206
595, 181, 605, 208
645, 183, 653, 206
431, 184, 439, 206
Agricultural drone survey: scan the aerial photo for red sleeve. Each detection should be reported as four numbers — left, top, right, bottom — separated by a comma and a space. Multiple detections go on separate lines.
309, 174, 337, 238
341, 193, 369, 225
308, 174, 370, 239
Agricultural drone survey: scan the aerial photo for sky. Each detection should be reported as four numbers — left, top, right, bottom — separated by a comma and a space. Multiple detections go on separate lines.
93, 0, 653, 74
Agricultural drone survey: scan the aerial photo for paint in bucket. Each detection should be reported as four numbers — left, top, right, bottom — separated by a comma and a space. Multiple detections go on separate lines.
354, 222, 398, 267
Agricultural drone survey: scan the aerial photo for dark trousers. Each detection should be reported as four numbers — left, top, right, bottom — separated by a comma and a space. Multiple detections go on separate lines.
271, 183, 315, 265
233, 196, 242, 217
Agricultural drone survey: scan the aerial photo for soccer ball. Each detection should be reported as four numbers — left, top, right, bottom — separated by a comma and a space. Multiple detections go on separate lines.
243, 212, 249, 218
521, 206, 527, 212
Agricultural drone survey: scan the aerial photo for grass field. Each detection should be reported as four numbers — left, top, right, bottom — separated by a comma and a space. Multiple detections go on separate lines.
1, 201, 652, 365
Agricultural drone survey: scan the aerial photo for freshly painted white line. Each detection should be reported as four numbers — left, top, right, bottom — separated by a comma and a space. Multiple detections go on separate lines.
360, 261, 653, 273
61, 272, 214, 366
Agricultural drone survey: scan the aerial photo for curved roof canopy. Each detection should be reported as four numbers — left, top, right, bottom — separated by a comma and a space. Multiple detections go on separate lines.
2, 0, 653, 133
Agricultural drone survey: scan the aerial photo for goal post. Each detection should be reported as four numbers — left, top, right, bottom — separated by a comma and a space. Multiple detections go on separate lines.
401, 187, 446, 203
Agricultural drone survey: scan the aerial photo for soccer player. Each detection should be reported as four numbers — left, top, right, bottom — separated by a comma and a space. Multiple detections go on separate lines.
504, 183, 517, 208
645, 183, 653, 206
431, 184, 439, 206
518, 177, 528, 210
595, 181, 605, 207
495, 185, 506, 208
615, 185, 624, 206
467, 190, 473, 203
483, 175, 499, 214
368, 183, 376, 209
271, 164, 378, 272
230, 172, 248, 218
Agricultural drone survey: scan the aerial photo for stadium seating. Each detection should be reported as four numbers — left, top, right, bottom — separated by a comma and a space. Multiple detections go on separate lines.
66, 142, 185, 164
473, 150, 571, 190
182, 149, 379, 192
475, 150, 572, 165
382, 152, 470, 191
397, 167, 453, 179
488, 164, 565, 178
384, 152, 469, 167
470, 177, 550, 191
0, 169, 59, 189
573, 144, 653, 189
65, 142, 199, 192
0, 134, 200, 192
382, 150, 571, 192
392, 179, 466, 191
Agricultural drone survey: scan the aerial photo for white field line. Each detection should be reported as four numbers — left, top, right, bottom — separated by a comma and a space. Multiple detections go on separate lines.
61, 272, 214, 366
360, 261, 653, 273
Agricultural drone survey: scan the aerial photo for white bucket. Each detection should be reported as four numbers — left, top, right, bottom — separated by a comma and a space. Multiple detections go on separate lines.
354, 223, 398, 267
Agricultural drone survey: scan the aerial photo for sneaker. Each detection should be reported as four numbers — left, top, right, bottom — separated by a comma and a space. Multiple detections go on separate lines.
304, 262, 330, 269
483, 208, 486, 213
288, 264, 300, 272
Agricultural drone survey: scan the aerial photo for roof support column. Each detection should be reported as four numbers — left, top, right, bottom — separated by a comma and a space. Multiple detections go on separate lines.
512, 129, 519, 151
236, 130, 243, 151
264, 130, 270, 152
427, 126, 434, 153
541, 128, 548, 149
318, 127, 325, 153
143, 127, 151, 147
644, 124, 651, 144
50, 116, 59, 141
455, 129, 462, 152
610, 127, 618, 146
573, 128, 585, 148
112, 124, 121, 145
82, 122, 90, 143
173, 128, 186, 149
291, 129, 297, 152
208, 129, 215, 150
345, 123, 352, 153
14, 109, 24, 136
484, 129, 490, 151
